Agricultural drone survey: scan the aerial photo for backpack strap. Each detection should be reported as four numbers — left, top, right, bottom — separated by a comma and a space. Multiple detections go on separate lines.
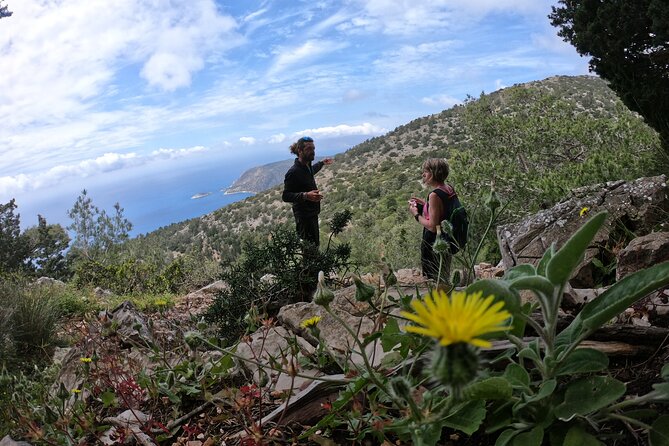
431, 186, 457, 221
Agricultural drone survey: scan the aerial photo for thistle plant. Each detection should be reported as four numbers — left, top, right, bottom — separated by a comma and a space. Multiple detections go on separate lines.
466, 211, 669, 445
401, 289, 512, 398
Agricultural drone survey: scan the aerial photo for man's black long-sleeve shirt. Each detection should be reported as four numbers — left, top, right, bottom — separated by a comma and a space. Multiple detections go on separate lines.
282, 159, 324, 218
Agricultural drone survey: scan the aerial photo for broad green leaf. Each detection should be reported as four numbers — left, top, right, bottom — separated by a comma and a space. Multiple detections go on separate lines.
564, 425, 603, 446
485, 401, 513, 434
510, 275, 555, 297
420, 420, 444, 446
441, 399, 486, 435
100, 390, 117, 408
554, 376, 626, 421
379, 351, 403, 369
504, 363, 530, 389
621, 409, 658, 421
537, 242, 556, 277
509, 301, 533, 338
546, 212, 607, 285
495, 429, 517, 446
466, 279, 521, 314
557, 261, 669, 348
505, 264, 536, 281
362, 331, 382, 346
518, 346, 542, 364
512, 426, 544, 446
555, 348, 608, 376
510, 276, 556, 321
464, 377, 513, 400
651, 382, 669, 400
531, 379, 557, 402
650, 415, 669, 446
381, 317, 401, 352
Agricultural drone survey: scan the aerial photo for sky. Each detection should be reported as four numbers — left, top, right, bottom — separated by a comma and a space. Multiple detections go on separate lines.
0, 0, 591, 231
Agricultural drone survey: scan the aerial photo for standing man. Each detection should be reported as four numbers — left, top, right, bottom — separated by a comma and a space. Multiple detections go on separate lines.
282, 136, 333, 247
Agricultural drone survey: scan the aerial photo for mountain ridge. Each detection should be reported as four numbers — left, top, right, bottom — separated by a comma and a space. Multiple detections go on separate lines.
130, 75, 662, 270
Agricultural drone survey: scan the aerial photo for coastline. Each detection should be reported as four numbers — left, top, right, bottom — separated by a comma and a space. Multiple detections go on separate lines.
223, 189, 257, 195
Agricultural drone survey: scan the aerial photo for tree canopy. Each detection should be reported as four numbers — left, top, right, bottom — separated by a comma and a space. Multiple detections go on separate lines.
550, 0, 669, 164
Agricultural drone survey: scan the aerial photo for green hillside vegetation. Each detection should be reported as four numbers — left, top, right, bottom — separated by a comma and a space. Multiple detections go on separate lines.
131, 75, 662, 271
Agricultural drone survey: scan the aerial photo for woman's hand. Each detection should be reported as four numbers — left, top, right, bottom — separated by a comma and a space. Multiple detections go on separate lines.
408, 199, 419, 217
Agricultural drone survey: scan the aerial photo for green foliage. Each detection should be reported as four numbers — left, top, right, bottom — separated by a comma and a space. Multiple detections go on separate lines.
0, 200, 71, 279
23, 215, 71, 279
128, 77, 663, 275
0, 199, 30, 274
468, 212, 669, 445
205, 215, 352, 345
296, 212, 669, 445
0, 278, 61, 361
73, 254, 215, 295
550, 0, 669, 162
67, 190, 132, 262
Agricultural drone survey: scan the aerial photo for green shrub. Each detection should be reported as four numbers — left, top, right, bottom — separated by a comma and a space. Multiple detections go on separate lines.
3, 283, 60, 360
72, 254, 220, 296
205, 213, 352, 345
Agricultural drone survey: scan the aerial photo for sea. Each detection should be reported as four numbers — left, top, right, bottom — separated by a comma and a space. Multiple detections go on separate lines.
13, 150, 265, 237
12, 137, 361, 237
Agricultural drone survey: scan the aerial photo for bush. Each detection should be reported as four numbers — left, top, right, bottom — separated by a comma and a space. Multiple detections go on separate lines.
205, 213, 352, 345
0, 280, 61, 363
72, 254, 220, 295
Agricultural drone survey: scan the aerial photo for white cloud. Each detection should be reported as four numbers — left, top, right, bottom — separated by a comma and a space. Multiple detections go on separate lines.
240, 137, 257, 145
373, 41, 460, 85
0, 0, 241, 173
421, 94, 461, 108
295, 123, 387, 138
268, 39, 348, 76
494, 79, 507, 91
268, 133, 287, 144
343, 89, 368, 102
0, 146, 208, 197
345, 0, 544, 35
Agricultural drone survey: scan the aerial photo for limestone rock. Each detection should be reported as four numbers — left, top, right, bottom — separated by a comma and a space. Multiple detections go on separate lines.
100, 301, 154, 347
497, 175, 668, 287
395, 268, 429, 285
235, 325, 316, 391
94, 286, 113, 298
32, 277, 65, 287
617, 232, 669, 281
0, 435, 32, 446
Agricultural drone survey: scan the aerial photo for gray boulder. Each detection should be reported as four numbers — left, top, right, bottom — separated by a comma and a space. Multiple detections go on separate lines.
497, 175, 668, 287
617, 231, 669, 281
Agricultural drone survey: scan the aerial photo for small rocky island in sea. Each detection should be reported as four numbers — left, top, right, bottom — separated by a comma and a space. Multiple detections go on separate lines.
191, 192, 212, 199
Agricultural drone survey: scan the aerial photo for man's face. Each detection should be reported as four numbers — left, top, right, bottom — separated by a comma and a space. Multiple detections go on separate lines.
301, 142, 315, 162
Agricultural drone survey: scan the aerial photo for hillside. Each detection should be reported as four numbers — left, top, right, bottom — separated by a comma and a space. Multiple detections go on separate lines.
131, 75, 663, 270
225, 157, 329, 195
224, 159, 293, 194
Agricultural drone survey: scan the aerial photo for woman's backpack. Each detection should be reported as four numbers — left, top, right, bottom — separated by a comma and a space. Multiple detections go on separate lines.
433, 186, 469, 254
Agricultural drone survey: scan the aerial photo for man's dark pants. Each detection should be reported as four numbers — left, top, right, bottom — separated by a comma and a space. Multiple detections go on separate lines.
295, 215, 319, 247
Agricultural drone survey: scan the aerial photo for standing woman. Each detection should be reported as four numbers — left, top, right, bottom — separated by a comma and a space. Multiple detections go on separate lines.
408, 158, 458, 284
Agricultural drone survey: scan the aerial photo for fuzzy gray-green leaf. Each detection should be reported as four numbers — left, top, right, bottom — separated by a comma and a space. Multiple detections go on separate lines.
546, 212, 607, 285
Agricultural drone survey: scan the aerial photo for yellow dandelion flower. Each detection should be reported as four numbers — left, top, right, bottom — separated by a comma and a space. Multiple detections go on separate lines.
401, 290, 511, 348
579, 207, 589, 217
79, 357, 92, 363
71, 389, 81, 394
300, 316, 322, 329
155, 299, 168, 306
